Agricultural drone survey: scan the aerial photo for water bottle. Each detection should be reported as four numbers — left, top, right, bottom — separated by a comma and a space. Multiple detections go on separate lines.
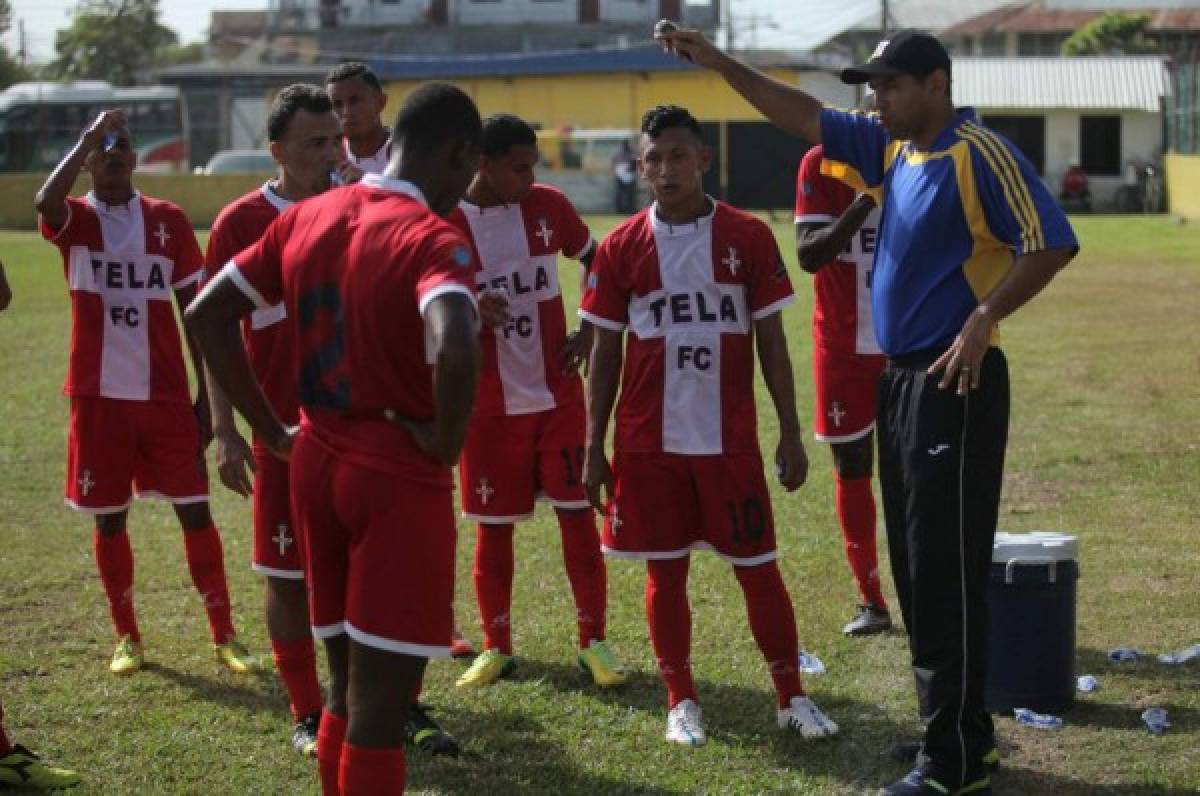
1013, 708, 1063, 730
1142, 708, 1170, 735
1076, 675, 1099, 693
1106, 647, 1140, 663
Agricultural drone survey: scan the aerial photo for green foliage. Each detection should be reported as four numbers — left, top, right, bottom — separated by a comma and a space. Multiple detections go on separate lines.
1062, 11, 1155, 56
47, 0, 179, 85
157, 41, 206, 68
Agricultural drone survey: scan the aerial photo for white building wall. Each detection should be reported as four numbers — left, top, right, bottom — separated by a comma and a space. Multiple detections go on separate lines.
456, 0, 577, 25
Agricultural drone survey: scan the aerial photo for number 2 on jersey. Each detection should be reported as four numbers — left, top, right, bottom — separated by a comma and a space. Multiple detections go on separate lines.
298, 283, 351, 410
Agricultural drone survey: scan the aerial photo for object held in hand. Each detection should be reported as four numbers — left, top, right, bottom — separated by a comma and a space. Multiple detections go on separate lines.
654, 19, 692, 62
101, 132, 119, 152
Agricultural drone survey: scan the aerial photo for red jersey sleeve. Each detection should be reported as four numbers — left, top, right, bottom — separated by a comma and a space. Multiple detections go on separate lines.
38, 196, 86, 253
415, 228, 478, 317
205, 208, 244, 274
794, 146, 853, 223
167, 207, 204, 288
578, 231, 629, 330
747, 221, 795, 321
231, 212, 289, 310
552, 188, 594, 260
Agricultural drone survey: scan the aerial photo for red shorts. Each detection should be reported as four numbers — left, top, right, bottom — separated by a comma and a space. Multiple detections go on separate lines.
603, 451, 777, 566
290, 429, 456, 657
65, 396, 208, 514
251, 449, 304, 580
812, 346, 886, 443
458, 402, 590, 522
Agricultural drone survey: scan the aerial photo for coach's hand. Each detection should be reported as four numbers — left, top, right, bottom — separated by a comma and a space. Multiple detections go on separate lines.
215, 428, 256, 497
775, 430, 808, 491
560, 322, 593, 376
583, 445, 614, 513
930, 305, 995, 396
654, 25, 720, 68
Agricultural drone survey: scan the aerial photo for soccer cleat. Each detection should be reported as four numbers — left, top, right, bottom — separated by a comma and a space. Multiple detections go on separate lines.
0, 744, 82, 790
889, 741, 1000, 771
292, 713, 319, 758
577, 639, 628, 687
778, 695, 839, 738
665, 699, 706, 747
405, 703, 461, 757
109, 635, 144, 675
214, 637, 264, 674
455, 648, 516, 689
843, 604, 893, 636
879, 766, 991, 796
449, 629, 474, 659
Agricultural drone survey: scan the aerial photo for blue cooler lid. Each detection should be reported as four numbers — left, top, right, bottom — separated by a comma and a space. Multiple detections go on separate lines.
993, 532, 1078, 563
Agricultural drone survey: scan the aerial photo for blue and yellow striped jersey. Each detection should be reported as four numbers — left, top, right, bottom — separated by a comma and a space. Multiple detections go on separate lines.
819, 107, 1078, 357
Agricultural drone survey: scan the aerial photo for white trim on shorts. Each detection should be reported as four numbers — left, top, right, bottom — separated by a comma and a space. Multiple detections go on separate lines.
602, 541, 777, 567
64, 497, 132, 515
545, 497, 592, 511
312, 621, 346, 640
252, 563, 305, 580
134, 490, 209, 505
462, 510, 535, 524
345, 621, 452, 659
814, 420, 876, 444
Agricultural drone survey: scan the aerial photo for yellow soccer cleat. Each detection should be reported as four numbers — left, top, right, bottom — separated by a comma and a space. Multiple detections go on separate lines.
577, 639, 628, 687
455, 648, 516, 689
214, 638, 264, 674
0, 744, 82, 790
109, 636, 144, 676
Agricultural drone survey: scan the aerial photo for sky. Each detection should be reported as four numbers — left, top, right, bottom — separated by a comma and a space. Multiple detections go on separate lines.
2, 0, 883, 65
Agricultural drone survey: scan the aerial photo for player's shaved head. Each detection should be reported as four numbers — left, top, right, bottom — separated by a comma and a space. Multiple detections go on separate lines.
641, 104, 704, 144
268, 83, 334, 142
482, 114, 537, 158
325, 61, 383, 93
393, 82, 483, 158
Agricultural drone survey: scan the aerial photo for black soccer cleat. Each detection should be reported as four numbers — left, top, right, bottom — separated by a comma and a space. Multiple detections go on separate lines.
405, 703, 461, 757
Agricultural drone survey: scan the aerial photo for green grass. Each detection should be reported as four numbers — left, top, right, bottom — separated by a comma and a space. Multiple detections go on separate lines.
1, 215, 1198, 794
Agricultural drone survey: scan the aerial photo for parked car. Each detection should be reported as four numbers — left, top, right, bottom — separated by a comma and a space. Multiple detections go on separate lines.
197, 150, 276, 175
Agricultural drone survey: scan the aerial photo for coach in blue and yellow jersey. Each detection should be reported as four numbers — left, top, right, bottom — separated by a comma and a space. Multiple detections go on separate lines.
656, 25, 1078, 796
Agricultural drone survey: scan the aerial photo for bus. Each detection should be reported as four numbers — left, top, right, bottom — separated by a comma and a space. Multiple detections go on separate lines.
0, 81, 187, 173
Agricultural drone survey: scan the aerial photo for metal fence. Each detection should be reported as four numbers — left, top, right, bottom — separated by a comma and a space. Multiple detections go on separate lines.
1167, 60, 1200, 155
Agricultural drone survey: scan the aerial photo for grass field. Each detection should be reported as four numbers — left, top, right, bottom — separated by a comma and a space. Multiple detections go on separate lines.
0, 215, 1198, 795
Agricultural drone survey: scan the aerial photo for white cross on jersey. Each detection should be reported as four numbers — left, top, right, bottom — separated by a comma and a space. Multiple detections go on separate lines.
475, 478, 495, 505
722, 247, 741, 275
827, 401, 846, 428
78, 468, 96, 496
153, 221, 170, 249
535, 218, 553, 247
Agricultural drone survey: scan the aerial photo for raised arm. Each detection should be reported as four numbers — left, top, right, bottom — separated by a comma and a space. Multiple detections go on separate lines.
656, 27, 824, 143
754, 311, 808, 491
796, 194, 876, 274
35, 110, 126, 232
582, 325, 623, 512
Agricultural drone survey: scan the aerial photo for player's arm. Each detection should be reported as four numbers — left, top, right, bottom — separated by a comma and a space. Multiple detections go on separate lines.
583, 325, 623, 512
183, 271, 293, 460
796, 194, 876, 274
562, 242, 598, 375
656, 27, 823, 143
755, 311, 808, 491
35, 110, 126, 232
0, 261, 11, 312
173, 281, 214, 450
397, 294, 480, 466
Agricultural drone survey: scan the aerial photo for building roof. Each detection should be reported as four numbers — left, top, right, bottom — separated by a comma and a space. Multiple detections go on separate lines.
943, 2, 1200, 34
953, 56, 1169, 111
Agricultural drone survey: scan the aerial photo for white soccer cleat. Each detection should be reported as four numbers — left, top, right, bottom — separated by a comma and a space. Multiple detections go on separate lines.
665, 698, 707, 747
778, 695, 839, 738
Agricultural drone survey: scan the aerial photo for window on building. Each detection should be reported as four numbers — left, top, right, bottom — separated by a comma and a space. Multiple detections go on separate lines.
982, 115, 1046, 175
980, 32, 1006, 55
1080, 115, 1121, 176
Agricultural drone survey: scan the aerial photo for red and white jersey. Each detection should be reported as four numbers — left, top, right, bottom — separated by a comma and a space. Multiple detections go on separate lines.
227, 173, 477, 483
344, 131, 391, 175
206, 182, 298, 425
794, 145, 881, 355
447, 184, 594, 416
580, 201, 795, 456
40, 192, 203, 403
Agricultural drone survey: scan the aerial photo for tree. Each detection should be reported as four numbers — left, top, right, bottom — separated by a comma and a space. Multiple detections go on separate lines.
1061, 11, 1155, 56
48, 0, 180, 85
0, 0, 32, 89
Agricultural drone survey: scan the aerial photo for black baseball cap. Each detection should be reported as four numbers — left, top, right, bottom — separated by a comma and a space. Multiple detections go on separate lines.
840, 29, 951, 85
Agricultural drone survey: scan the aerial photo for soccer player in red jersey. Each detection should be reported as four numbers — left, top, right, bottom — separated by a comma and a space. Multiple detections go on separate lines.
34, 109, 261, 677
205, 84, 341, 757
794, 143, 892, 636
581, 105, 838, 745
188, 82, 483, 795
447, 113, 626, 690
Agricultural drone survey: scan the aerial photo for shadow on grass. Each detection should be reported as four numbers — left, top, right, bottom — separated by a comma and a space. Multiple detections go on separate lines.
142, 662, 288, 717
994, 766, 1199, 795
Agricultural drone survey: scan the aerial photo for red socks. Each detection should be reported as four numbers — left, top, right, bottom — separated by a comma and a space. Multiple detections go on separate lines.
473, 523, 515, 654
555, 509, 607, 648
271, 637, 323, 722
93, 529, 140, 642
316, 710, 347, 795
340, 742, 406, 795
835, 475, 888, 609
0, 701, 11, 756
182, 525, 236, 644
734, 561, 804, 707
645, 557, 697, 708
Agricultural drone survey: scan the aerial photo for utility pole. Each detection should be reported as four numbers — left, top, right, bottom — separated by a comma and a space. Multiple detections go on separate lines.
18, 17, 26, 67
723, 0, 735, 51
881, 0, 889, 35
